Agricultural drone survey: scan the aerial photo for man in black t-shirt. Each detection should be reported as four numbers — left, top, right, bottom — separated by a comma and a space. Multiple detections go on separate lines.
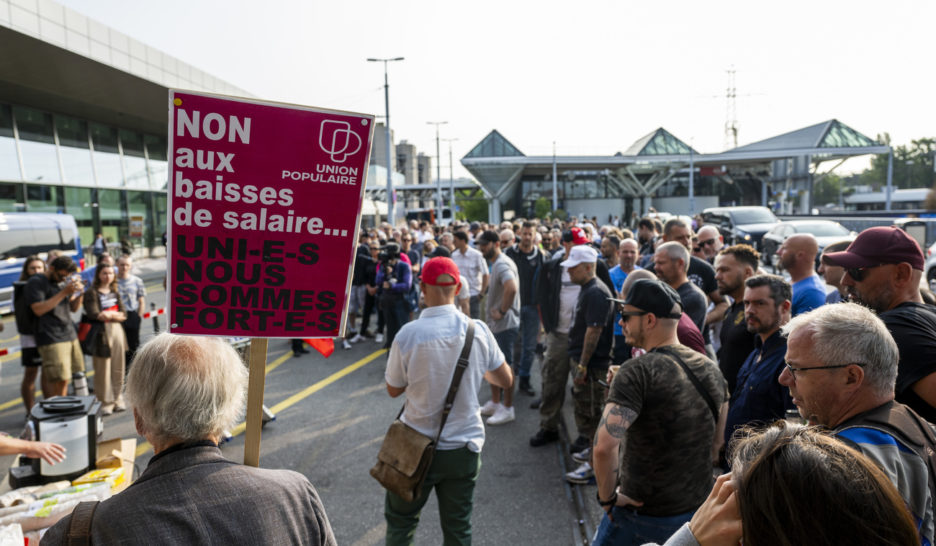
714, 244, 759, 394
825, 226, 936, 422
561, 246, 614, 483
654, 242, 707, 332
649, 219, 726, 347
505, 221, 545, 396
24, 256, 85, 397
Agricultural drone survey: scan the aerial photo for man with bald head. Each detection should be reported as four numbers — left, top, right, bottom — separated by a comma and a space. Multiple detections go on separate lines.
776, 233, 825, 316
695, 225, 724, 263
654, 242, 707, 332
608, 238, 641, 364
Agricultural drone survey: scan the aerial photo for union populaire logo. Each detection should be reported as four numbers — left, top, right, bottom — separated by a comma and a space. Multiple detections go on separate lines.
319, 119, 363, 163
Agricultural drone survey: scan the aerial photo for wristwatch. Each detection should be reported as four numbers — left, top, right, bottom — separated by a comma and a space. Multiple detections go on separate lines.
576, 364, 587, 376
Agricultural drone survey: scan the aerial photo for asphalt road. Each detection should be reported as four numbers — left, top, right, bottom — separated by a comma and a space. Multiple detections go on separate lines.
0, 272, 601, 544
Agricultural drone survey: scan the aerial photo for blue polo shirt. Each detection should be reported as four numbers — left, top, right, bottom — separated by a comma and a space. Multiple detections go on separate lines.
792, 274, 827, 316
724, 330, 796, 451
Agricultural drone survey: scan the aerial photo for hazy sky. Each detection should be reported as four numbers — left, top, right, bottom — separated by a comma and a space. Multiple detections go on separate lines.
59, 0, 935, 179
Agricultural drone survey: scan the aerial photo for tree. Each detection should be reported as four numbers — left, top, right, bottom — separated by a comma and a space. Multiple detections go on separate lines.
455, 191, 488, 222
859, 133, 936, 190
533, 197, 552, 219
812, 173, 844, 207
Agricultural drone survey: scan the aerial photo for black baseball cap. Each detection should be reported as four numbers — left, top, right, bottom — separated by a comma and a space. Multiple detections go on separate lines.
614, 278, 683, 319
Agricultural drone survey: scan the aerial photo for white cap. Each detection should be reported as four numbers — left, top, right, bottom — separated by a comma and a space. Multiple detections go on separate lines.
560, 245, 599, 268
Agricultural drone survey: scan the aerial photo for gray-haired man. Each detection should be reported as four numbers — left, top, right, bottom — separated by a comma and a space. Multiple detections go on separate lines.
779, 302, 935, 546
43, 334, 336, 544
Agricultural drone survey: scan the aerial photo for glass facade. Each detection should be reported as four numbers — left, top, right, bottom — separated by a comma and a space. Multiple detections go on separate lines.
15, 106, 60, 183
0, 105, 21, 181
0, 101, 168, 250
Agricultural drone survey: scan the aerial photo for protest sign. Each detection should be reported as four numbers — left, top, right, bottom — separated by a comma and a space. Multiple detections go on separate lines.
167, 90, 374, 338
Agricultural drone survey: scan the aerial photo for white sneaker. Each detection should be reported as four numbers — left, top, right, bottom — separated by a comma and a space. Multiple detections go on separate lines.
349, 334, 364, 343
375, 333, 384, 344
565, 462, 595, 484
342, 339, 352, 350
486, 405, 515, 426
480, 400, 500, 417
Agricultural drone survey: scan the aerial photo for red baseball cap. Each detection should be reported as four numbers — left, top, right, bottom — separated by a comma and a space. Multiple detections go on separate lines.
823, 226, 924, 271
421, 257, 460, 286
570, 227, 590, 245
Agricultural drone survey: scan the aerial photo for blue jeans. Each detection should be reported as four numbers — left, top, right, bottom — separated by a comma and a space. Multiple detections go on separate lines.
592, 506, 694, 546
493, 328, 519, 368
517, 305, 540, 379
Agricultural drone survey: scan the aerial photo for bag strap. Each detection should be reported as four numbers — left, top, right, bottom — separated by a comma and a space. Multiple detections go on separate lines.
433, 321, 475, 445
655, 346, 719, 424
65, 500, 99, 545
395, 321, 476, 445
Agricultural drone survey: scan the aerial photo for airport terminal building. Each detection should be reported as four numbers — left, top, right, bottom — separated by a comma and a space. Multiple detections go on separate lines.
462, 122, 891, 223
0, 0, 249, 251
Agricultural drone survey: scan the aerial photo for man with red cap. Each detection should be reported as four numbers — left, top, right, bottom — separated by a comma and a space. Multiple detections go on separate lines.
824, 226, 936, 422
382, 257, 513, 544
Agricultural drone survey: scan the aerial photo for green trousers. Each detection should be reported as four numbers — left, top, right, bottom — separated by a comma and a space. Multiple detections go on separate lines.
385, 447, 482, 546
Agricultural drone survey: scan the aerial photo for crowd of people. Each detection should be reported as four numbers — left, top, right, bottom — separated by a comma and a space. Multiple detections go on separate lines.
5, 212, 936, 545
361, 214, 936, 545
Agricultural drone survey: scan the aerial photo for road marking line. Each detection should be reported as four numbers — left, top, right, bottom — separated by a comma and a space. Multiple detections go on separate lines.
135, 348, 384, 458
0, 370, 97, 412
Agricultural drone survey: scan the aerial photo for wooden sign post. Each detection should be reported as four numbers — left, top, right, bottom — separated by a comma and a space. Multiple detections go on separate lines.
243, 337, 269, 467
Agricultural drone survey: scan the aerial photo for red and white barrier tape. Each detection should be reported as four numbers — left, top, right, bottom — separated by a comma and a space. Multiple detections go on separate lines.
0, 346, 22, 357
142, 307, 166, 319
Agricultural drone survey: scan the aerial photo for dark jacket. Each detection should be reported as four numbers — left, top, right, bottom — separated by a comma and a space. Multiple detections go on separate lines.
536, 252, 614, 334
42, 444, 336, 545
82, 284, 127, 358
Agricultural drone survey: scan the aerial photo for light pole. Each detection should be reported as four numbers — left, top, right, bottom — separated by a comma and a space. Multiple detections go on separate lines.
443, 137, 459, 220
427, 121, 447, 223
367, 56, 404, 225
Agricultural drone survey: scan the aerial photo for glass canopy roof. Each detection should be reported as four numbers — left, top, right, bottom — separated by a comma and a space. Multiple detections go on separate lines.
623, 128, 697, 156
464, 129, 524, 158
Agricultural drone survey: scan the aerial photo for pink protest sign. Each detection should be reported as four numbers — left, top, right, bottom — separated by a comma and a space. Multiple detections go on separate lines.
167, 90, 374, 338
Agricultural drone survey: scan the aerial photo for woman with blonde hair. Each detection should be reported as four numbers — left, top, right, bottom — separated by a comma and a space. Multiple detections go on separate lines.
82, 263, 127, 415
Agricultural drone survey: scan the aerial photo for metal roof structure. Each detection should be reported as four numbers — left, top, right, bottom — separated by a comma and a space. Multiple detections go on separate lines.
461, 120, 893, 220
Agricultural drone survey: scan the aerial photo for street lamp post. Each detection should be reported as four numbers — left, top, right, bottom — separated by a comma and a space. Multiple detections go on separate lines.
443, 137, 458, 220
427, 121, 447, 223
367, 57, 404, 225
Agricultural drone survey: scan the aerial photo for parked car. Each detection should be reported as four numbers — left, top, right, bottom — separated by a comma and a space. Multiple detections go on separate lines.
925, 241, 936, 289
0, 213, 91, 313
761, 220, 855, 269
701, 206, 780, 252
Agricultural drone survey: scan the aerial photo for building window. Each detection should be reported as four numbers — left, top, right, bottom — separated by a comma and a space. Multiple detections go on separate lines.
14, 106, 60, 183
90, 123, 123, 188
56, 115, 95, 187
25, 184, 63, 213
63, 186, 94, 244
144, 134, 168, 191
0, 105, 21, 181
0, 182, 25, 212
121, 130, 149, 189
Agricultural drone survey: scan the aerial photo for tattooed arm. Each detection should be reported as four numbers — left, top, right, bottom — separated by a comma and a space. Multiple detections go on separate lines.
593, 403, 639, 513
574, 325, 604, 385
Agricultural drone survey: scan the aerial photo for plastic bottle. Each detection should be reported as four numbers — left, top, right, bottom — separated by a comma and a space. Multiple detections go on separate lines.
72, 372, 89, 397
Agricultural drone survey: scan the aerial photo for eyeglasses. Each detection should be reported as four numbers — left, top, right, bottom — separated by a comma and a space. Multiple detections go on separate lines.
619, 310, 649, 318
845, 264, 885, 282
784, 362, 864, 379
402, 238, 412, 242
700, 238, 717, 247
